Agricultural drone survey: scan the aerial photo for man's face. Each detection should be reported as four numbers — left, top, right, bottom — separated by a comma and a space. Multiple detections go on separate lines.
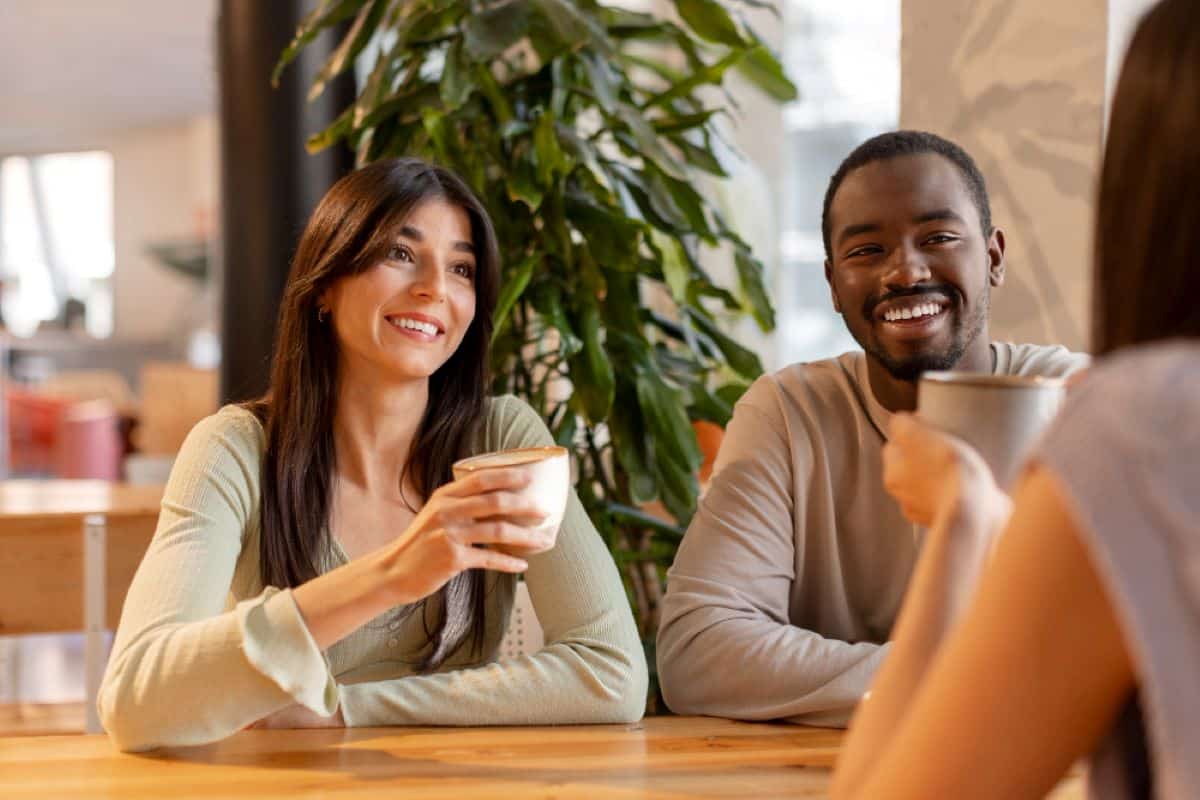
825, 153, 1005, 381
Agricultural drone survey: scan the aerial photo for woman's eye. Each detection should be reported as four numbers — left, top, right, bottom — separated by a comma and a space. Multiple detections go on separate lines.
388, 245, 414, 262
451, 262, 475, 278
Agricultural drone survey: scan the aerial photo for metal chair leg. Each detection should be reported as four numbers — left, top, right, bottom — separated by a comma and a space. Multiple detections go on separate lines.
83, 514, 106, 735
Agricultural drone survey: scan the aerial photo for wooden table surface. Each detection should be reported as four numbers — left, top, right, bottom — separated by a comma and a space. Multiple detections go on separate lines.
0, 480, 163, 523
0, 716, 1086, 799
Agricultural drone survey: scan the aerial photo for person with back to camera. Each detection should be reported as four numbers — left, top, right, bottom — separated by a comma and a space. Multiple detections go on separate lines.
832, 1, 1200, 796
99, 158, 647, 751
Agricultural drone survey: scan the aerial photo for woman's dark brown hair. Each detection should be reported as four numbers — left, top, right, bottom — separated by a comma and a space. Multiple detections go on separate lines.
1093, 0, 1200, 354
250, 158, 501, 669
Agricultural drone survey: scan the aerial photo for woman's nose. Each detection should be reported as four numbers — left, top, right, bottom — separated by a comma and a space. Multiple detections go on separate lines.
411, 261, 447, 301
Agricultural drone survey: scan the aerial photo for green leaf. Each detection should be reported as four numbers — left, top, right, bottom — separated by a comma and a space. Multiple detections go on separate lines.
600, 7, 664, 38
645, 49, 743, 110
473, 63, 515, 126
508, 156, 545, 210
686, 308, 763, 379
579, 52, 619, 114
494, 254, 538, 332
308, 0, 389, 102
552, 408, 578, 447
529, 0, 611, 56
688, 384, 734, 426
734, 248, 776, 330
608, 381, 657, 502
566, 194, 642, 267
273, 0, 363, 86
306, 103, 356, 153
650, 109, 720, 134
648, 168, 713, 238
716, 380, 751, 409
613, 103, 686, 179
439, 38, 475, 110
420, 108, 455, 162
670, 133, 728, 176
735, 43, 799, 102
649, 229, 689, 303
675, 0, 746, 46
635, 371, 702, 519
570, 299, 615, 422
609, 164, 683, 230
464, 0, 531, 60
533, 111, 567, 185
530, 284, 582, 355
618, 52, 685, 84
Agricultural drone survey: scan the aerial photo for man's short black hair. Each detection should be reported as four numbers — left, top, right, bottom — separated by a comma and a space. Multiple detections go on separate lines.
821, 130, 993, 260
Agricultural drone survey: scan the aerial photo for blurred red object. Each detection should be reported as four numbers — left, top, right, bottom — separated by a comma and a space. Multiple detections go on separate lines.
7, 388, 121, 479
692, 420, 725, 487
7, 387, 70, 476
56, 400, 122, 479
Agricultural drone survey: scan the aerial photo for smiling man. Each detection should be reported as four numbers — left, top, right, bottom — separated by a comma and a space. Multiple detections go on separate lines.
656, 131, 1088, 726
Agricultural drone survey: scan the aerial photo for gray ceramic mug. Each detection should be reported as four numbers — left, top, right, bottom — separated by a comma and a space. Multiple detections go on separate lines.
916, 372, 1066, 489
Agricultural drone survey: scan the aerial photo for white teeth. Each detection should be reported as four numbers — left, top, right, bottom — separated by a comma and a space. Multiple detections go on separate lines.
392, 317, 439, 336
883, 303, 942, 322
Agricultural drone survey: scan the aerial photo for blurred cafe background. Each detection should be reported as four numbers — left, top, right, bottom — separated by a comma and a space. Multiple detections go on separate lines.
0, 0, 1155, 733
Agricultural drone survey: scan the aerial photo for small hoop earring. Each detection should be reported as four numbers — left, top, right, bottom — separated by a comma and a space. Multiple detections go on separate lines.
317, 307, 329, 323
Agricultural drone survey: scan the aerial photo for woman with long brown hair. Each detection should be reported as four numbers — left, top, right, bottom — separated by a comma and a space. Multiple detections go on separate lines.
99, 158, 646, 750
831, 1, 1200, 797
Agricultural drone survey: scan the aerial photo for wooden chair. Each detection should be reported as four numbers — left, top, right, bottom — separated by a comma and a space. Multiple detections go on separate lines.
498, 580, 544, 660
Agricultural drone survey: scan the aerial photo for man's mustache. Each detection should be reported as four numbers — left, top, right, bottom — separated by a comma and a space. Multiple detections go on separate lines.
863, 285, 957, 318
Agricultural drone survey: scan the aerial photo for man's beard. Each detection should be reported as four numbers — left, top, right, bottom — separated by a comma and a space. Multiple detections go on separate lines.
860, 284, 989, 382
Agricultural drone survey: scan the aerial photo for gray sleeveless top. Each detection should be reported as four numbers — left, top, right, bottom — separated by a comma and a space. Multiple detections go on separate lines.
1037, 340, 1200, 800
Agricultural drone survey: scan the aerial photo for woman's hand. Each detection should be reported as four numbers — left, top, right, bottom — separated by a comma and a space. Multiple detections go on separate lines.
247, 703, 344, 730
372, 466, 553, 605
883, 413, 1015, 629
882, 413, 1000, 529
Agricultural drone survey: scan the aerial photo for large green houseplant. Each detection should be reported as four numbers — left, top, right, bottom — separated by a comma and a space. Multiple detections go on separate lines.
278, 0, 795, 702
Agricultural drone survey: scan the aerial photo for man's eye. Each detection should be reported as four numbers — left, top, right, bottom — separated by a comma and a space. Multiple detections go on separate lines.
846, 246, 881, 259
925, 234, 957, 245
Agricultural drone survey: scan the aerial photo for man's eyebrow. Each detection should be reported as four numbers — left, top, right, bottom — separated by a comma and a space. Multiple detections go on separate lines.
913, 208, 967, 225
836, 222, 881, 246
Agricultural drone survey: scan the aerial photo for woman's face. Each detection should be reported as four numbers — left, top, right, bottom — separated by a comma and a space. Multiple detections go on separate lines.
322, 199, 478, 385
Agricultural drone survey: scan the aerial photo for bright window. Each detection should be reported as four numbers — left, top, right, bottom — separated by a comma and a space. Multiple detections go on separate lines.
0, 152, 115, 339
776, 0, 900, 365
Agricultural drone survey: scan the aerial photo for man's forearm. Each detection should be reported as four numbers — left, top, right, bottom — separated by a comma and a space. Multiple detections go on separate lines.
657, 597, 886, 724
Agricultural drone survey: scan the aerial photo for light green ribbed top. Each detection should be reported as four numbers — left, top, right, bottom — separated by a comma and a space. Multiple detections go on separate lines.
99, 396, 647, 751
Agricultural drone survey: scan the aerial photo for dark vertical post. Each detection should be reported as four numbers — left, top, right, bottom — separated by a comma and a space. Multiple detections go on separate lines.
217, 0, 355, 403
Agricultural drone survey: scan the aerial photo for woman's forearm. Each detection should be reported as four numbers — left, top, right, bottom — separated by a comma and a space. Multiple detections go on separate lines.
833, 493, 1010, 798
291, 552, 397, 651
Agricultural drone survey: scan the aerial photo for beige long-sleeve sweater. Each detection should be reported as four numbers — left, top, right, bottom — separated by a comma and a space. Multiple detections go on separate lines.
99, 396, 647, 751
656, 342, 1088, 727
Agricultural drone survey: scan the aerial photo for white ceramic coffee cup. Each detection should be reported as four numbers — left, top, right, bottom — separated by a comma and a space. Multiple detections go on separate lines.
917, 372, 1066, 489
451, 446, 570, 540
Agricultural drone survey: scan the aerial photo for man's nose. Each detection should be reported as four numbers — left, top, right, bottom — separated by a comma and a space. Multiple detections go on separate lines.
883, 244, 932, 288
